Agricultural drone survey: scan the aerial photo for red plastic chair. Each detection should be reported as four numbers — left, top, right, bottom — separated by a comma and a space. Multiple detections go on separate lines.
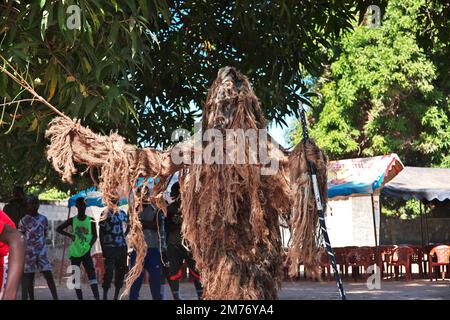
380, 245, 397, 277
319, 248, 331, 281
429, 245, 450, 281
345, 247, 372, 281
407, 246, 424, 278
91, 253, 105, 285
387, 246, 414, 280
340, 246, 358, 277
423, 243, 444, 277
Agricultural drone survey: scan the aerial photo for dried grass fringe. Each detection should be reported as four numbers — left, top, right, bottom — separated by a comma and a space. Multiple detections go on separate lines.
45, 69, 328, 300
45, 117, 167, 298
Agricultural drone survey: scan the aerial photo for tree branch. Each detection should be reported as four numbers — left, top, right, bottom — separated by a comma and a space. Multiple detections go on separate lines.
0, 55, 71, 121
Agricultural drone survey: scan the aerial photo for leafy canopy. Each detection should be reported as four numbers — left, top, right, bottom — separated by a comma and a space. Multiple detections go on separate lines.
0, 0, 368, 197
290, 0, 450, 167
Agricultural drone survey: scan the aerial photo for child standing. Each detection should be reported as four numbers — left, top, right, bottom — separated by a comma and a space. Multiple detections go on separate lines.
99, 203, 129, 300
56, 197, 100, 300
18, 196, 58, 300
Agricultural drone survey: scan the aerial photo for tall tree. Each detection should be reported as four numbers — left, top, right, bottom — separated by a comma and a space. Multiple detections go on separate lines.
0, 0, 367, 196
291, 0, 450, 167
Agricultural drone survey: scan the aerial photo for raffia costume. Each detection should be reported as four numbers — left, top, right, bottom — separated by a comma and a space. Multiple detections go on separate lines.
46, 67, 327, 299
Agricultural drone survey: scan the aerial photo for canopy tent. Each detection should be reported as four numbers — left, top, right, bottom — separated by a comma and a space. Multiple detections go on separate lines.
327, 153, 404, 199
325, 154, 404, 262
381, 166, 450, 202
67, 173, 179, 208
381, 166, 450, 246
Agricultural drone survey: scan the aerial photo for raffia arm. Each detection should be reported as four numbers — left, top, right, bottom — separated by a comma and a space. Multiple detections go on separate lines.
45, 116, 190, 297
45, 116, 187, 184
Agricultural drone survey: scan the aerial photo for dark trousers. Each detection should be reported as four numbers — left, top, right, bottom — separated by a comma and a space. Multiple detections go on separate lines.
70, 251, 99, 300
129, 248, 162, 300
166, 243, 200, 279
102, 246, 128, 290
21, 274, 27, 300
22, 271, 58, 300
70, 252, 98, 284
165, 243, 203, 299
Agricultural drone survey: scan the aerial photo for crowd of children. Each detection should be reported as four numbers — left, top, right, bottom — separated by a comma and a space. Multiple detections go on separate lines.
0, 183, 202, 300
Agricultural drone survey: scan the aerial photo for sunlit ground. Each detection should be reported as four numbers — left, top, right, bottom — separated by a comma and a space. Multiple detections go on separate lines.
28, 276, 450, 300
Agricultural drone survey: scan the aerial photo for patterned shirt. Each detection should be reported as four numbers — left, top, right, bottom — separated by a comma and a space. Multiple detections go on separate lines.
18, 214, 52, 273
99, 209, 129, 247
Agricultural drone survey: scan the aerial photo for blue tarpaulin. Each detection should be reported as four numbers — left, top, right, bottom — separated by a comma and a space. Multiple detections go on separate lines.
68, 174, 179, 208
67, 187, 128, 208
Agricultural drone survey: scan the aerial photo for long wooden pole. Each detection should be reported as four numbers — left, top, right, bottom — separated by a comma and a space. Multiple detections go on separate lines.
371, 195, 379, 248
420, 202, 424, 247
371, 194, 381, 274
425, 203, 430, 245
58, 206, 71, 284
299, 103, 346, 300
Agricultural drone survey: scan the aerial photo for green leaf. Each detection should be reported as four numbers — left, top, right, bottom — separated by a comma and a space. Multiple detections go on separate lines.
69, 95, 83, 117
82, 57, 92, 73
107, 86, 120, 102
84, 97, 100, 118
47, 71, 58, 101
111, 0, 119, 12
122, 96, 138, 123
84, 19, 94, 47
0, 73, 7, 96
131, 31, 138, 59
27, 118, 39, 132
40, 10, 49, 41
57, 4, 66, 32
108, 21, 120, 45
89, 9, 100, 30
11, 48, 28, 62
95, 60, 114, 81
139, 0, 149, 17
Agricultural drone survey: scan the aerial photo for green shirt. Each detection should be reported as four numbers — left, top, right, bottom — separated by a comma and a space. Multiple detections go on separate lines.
69, 216, 93, 258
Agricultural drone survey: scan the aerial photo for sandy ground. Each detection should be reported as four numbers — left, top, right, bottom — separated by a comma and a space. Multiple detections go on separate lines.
25, 276, 450, 300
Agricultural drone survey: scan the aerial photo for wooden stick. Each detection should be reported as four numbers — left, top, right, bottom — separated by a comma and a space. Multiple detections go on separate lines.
59, 206, 71, 284
0, 58, 71, 121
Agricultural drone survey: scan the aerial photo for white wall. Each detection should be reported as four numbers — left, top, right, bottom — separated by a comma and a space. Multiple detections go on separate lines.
326, 198, 353, 247
327, 195, 380, 247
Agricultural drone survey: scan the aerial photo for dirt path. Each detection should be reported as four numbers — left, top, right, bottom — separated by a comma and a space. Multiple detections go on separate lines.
26, 277, 450, 300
